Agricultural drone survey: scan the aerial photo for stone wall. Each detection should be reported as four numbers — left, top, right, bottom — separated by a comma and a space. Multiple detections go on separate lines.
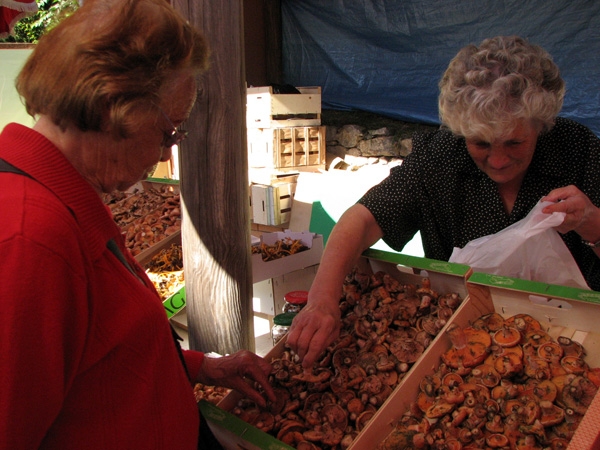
321, 110, 438, 170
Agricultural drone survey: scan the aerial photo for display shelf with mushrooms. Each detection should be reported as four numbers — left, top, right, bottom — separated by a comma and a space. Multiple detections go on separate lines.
229, 267, 465, 449
103, 185, 181, 256
252, 237, 310, 261
376, 312, 600, 450
144, 243, 184, 301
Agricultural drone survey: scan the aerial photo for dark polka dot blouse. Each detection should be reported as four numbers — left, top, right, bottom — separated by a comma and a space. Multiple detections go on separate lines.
358, 117, 600, 291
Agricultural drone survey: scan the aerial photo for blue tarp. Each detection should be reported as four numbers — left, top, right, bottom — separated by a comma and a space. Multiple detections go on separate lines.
282, 0, 600, 136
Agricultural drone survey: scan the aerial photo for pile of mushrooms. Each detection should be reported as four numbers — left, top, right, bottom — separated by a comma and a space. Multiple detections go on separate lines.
377, 312, 600, 450
103, 185, 181, 256
232, 267, 464, 449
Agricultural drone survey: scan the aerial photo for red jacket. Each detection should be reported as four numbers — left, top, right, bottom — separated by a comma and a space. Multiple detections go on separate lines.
0, 123, 204, 449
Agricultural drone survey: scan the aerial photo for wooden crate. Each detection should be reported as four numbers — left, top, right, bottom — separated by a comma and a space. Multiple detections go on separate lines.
246, 85, 321, 128
209, 251, 600, 449
212, 253, 471, 450
248, 126, 326, 170
250, 181, 296, 226
352, 269, 600, 449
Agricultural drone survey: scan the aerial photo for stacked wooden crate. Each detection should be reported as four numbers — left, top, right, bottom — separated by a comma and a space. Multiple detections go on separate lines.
247, 86, 325, 226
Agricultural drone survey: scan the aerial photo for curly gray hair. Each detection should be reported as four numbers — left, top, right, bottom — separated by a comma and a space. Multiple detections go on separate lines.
438, 36, 565, 141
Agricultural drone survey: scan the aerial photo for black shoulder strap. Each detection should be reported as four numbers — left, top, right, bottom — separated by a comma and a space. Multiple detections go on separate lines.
0, 158, 32, 178
1, 158, 191, 379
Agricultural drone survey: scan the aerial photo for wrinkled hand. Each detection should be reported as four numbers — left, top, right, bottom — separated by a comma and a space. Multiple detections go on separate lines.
198, 350, 276, 408
286, 300, 341, 370
542, 185, 600, 240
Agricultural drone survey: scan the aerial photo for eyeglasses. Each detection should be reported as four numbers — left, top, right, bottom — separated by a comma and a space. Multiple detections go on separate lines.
157, 105, 188, 148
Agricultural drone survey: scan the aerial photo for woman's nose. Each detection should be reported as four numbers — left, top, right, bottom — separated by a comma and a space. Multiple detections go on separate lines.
487, 146, 510, 169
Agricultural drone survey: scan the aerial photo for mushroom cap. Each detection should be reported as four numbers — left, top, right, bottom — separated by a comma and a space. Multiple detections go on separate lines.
253, 411, 275, 432
561, 355, 588, 375
419, 374, 442, 395
523, 356, 551, 380
355, 410, 375, 431
469, 363, 501, 388
425, 400, 455, 419
532, 379, 558, 402
322, 403, 348, 431
416, 391, 435, 413
390, 338, 424, 363
557, 336, 585, 358
486, 433, 509, 448
377, 369, 398, 386
586, 367, 600, 387
524, 329, 552, 348
494, 350, 523, 377
356, 351, 379, 372
296, 440, 320, 450
276, 420, 306, 442
442, 342, 488, 370
493, 326, 522, 347
347, 397, 365, 415
505, 313, 541, 334
537, 342, 564, 361
332, 348, 357, 370
561, 375, 598, 415
539, 401, 565, 426
473, 312, 506, 332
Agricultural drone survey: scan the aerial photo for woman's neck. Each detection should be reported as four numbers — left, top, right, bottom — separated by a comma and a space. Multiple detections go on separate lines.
497, 177, 524, 215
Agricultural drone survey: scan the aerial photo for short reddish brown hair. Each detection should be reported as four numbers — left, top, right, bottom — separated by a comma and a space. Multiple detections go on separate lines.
16, 0, 209, 138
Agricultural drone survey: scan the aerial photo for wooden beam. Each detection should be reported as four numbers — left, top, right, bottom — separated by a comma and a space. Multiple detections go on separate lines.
264, 0, 283, 84
175, 0, 254, 354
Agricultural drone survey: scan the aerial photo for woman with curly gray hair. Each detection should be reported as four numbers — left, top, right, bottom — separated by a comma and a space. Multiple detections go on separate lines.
287, 35, 600, 371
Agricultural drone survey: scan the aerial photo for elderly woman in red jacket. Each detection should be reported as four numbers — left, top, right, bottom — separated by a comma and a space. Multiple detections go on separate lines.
0, 0, 274, 448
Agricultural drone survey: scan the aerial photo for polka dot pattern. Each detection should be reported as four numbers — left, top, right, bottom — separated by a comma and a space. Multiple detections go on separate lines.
359, 117, 600, 291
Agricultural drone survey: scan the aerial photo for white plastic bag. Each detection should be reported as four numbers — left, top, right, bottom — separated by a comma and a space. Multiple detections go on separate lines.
449, 200, 589, 289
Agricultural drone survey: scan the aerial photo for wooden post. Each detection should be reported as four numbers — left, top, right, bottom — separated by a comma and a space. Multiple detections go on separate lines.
173, 0, 254, 354
264, 0, 283, 84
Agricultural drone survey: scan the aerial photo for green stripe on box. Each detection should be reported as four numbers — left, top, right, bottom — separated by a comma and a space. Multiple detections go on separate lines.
467, 272, 547, 293
163, 287, 186, 319
199, 401, 295, 450
544, 284, 600, 304
145, 177, 179, 185
468, 272, 600, 302
363, 249, 471, 276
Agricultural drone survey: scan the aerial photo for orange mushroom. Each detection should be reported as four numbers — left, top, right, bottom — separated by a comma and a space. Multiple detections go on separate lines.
494, 350, 523, 377
525, 329, 552, 348
469, 363, 501, 388
561, 375, 599, 415
538, 400, 565, 427
557, 336, 585, 358
473, 311, 505, 332
561, 355, 588, 375
493, 326, 522, 347
425, 400, 455, 419
586, 367, 600, 387
532, 379, 558, 402
505, 313, 542, 334
486, 433, 509, 448
537, 342, 564, 362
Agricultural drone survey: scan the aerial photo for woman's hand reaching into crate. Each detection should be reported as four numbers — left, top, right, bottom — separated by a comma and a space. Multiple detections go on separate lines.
196, 351, 277, 409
